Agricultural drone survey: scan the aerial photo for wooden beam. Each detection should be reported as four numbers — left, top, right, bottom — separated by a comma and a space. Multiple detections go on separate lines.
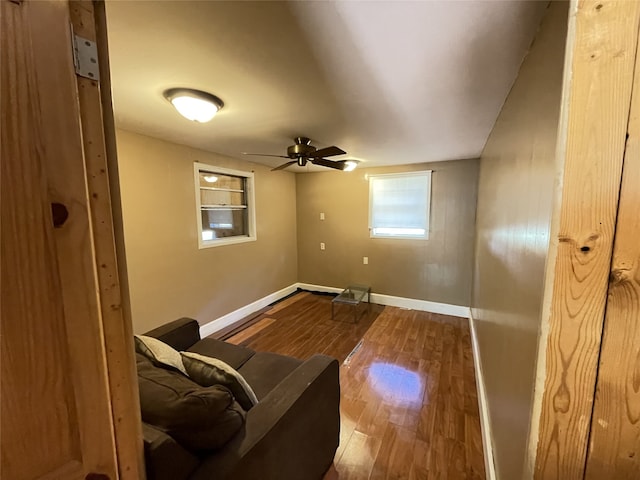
1, 1, 118, 476
9, 0, 120, 476
69, 1, 145, 478
584, 18, 640, 479
535, 1, 640, 479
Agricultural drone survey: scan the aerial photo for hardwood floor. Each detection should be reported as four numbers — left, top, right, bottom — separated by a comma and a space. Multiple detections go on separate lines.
226, 291, 485, 479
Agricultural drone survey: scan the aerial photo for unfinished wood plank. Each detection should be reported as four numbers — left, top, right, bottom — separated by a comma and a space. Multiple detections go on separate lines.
2, 5, 85, 477
68, 2, 145, 477
535, 1, 640, 478
584, 20, 640, 479
1, 1, 118, 477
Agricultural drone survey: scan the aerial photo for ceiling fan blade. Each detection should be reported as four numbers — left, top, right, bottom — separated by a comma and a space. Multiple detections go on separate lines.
310, 158, 346, 170
310, 146, 346, 158
243, 153, 290, 159
271, 160, 298, 171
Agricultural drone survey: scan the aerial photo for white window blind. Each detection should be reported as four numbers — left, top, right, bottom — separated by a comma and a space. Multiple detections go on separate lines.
368, 171, 432, 239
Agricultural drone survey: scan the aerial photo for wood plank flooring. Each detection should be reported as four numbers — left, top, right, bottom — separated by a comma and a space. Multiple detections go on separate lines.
225, 291, 484, 479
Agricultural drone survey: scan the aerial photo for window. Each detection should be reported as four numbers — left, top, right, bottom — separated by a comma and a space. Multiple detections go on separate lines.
368, 171, 432, 239
194, 162, 256, 248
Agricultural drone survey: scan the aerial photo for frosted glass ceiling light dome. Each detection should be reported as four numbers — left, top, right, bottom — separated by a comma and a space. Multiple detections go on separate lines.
343, 160, 358, 172
163, 88, 224, 123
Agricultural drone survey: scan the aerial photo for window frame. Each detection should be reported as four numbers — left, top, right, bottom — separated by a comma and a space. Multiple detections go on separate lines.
368, 170, 432, 240
194, 162, 257, 249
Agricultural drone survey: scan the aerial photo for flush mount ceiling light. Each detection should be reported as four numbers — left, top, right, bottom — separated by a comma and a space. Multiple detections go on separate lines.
342, 160, 359, 172
163, 88, 224, 123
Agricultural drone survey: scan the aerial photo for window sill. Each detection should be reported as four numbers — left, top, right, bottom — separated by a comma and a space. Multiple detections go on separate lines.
198, 235, 257, 249
370, 234, 429, 240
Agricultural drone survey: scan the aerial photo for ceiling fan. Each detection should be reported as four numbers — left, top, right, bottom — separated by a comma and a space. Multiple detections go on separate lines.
243, 137, 348, 171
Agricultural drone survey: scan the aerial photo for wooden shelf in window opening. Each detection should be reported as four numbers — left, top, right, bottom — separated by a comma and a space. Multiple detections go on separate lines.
200, 205, 248, 210
199, 186, 245, 193
199, 184, 247, 209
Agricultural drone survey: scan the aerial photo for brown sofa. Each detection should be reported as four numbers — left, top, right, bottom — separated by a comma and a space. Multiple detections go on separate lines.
138, 318, 341, 480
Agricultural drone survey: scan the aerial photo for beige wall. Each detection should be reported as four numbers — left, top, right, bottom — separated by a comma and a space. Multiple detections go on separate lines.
297, 159, 478, 306
115, 129, 298, 334
471, 2, 568, 479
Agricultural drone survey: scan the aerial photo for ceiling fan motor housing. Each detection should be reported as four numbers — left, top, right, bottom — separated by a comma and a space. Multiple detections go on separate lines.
287, 137, 316, 159
263, 136, 346, 171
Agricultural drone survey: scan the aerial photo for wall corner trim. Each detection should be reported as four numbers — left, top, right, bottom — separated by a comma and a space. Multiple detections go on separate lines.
469, 311, 497, 480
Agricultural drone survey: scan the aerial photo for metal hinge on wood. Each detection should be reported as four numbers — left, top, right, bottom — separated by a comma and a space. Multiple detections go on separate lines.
72, 31, 100, 81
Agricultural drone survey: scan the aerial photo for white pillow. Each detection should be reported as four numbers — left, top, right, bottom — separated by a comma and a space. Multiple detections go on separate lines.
134, 335, 187, 375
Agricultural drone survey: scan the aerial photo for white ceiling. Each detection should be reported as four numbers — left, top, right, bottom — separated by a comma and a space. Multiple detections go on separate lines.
106, 1, 549, 171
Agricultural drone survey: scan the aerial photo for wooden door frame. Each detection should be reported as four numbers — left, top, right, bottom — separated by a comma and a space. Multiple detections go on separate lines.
2, 1, 121, 476
534, 1, 640, 478
584, 22, 640, 477
1, 0, 143, 477
70, 1, 144, 478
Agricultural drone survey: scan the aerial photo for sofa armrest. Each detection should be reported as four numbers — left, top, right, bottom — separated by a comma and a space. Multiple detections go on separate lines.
142, 423, 199, 480
144, 317, 201, 351
191, 354, 340, 480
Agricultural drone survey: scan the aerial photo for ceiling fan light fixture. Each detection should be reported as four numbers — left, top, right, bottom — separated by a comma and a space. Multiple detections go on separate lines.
343, 160, 358, 172
163, 88, 224, 123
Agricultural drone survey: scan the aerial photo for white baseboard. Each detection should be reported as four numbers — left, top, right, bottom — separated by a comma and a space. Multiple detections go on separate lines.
298, 282, 470, 318
199, 283, 298, 338
468, 311, 497, 480
371, 292, 469, 317
296, 282, 343, 295
200, 282, 471, 338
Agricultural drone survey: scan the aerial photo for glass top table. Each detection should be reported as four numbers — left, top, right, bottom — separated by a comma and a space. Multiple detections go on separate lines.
331, 285, 371, 323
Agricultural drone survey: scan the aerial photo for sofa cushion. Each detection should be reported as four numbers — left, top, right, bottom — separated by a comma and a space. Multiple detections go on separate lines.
187, 338, 255, 369
181, 352, 258, 410
136, 354, 245, 451
237, 352, 303, 400
135, 335, 187, 375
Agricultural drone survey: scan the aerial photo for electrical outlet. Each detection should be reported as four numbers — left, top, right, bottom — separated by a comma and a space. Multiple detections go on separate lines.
363, 256, 369, 265
320, 242, 325, 250
320, 212, 325, 220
